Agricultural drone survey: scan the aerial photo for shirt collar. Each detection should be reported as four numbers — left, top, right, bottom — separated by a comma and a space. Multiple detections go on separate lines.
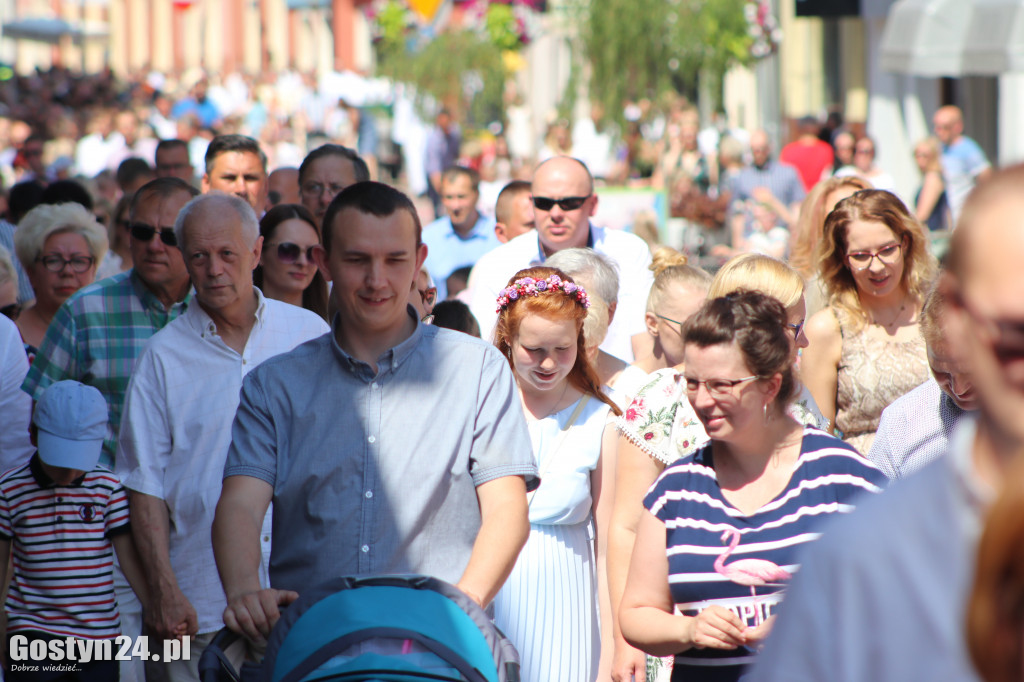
329, 305, 425, 376
130, 268, 193, 313
186, 287, 268, 339
29, 453, 86, 488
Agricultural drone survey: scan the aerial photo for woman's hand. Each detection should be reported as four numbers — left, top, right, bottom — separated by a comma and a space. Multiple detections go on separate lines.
610, 636, 648, 682
683, 605, 747, 650
742, 615, 777, 648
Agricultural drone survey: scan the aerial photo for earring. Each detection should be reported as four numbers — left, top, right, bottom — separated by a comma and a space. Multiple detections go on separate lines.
763, 402, 770, 425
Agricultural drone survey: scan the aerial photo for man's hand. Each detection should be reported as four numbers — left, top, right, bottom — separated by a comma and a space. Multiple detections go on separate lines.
147, 587, 198, 641
223, 588, 299, 645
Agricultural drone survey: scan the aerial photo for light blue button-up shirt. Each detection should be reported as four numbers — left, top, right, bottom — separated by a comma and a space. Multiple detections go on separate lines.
422, 213, 499, 300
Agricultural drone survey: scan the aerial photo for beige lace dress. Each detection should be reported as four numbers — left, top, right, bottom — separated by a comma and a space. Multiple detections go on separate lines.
834, 310, 929, 454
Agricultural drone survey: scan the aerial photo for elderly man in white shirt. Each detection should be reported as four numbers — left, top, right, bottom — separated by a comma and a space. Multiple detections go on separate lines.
468, 156, 653, 362
117, 193, 328, 681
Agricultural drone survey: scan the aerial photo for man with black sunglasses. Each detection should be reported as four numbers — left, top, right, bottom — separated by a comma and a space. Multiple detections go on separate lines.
20, 176, 198, 682
751, 164, 1024, 681
468, 156, 653, 362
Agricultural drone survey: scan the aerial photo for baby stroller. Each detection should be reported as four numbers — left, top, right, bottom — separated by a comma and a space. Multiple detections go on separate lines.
199, 574, 521, 682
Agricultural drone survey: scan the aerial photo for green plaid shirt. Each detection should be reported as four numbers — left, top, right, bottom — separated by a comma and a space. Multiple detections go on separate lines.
22, 270, 192, 467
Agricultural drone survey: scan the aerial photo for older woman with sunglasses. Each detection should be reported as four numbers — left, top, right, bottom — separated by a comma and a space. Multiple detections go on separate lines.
254, 204, 329, 321
619, 290, 886, 682
13, 203, 107, 354
802, 189, 937, 453
608, 253, 824, 682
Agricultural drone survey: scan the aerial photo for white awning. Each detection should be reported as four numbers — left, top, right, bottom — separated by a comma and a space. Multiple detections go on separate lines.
962, 0, 1024, 73
1, 17, 109, 45
880, 0, 973, 76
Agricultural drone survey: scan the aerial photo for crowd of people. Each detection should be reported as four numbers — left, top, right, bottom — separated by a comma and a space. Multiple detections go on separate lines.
0, 82, 1017, 682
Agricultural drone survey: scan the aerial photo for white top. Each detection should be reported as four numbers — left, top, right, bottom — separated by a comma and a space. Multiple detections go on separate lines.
0, 315, 32, 474
116, 292, 329, 633
468, 226, 654, 363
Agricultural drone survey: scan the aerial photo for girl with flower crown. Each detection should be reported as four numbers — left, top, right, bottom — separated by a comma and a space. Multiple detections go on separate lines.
491, 266, 622, 682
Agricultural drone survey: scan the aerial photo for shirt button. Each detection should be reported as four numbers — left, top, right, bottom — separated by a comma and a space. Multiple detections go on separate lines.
371, 382, 378, 389
368, 435, 376, 443
364, 490, 373, 499
262, 536, 270, 542
57, 497, 63, 502
361, 545, 369, 553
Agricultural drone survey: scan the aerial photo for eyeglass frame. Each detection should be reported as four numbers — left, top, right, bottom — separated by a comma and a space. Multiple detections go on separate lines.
300, 182, 346, 199
786, 320, 805, 339
845, 237, 906, 271
655, 313, 685, 335
683, 375, 761, 397
953, 288, 1024, 358
531, 195, 592, 212
419, 286, 438, 308
38, 255, 96, 274
130, 222, 178, 248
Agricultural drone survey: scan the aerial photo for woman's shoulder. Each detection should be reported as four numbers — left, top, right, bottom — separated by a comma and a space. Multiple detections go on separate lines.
806, 306, 843, 338
796, 426, 889, 485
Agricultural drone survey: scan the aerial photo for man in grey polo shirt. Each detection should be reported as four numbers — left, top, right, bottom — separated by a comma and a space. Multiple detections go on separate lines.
212, 181, 537, 643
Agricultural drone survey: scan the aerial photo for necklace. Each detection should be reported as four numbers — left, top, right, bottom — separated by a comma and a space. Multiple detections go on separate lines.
525, 380, 571, 420
870, 301, 907, 329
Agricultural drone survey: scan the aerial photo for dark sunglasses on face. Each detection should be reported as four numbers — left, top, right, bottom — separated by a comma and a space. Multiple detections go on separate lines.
269, 242, 317, 264
531, 195, 591, 212
0, 303, 20, 321
130, 223, 178, 248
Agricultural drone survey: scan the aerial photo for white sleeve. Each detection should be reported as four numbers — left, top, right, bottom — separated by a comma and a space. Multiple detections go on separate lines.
0, 316, 32, 474
115, 346, 172, 499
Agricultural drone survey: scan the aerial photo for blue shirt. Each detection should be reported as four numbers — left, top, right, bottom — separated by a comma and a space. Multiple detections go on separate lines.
645, 427, 886, 681
941, 136, 990, 221
224, 310, 538, 594
423, 213, 499, 300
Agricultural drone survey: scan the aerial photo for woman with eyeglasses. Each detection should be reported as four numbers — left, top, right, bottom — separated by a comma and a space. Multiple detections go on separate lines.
13, 203, 107, 355
608, 254, 824, 682
491, 266, 622, 682
619, 290, 886, 682
254, 204, 329, 321
801, 189, 937, 453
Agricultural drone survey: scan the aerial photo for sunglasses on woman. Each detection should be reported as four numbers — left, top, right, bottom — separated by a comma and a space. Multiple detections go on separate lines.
268, 242, 317, 264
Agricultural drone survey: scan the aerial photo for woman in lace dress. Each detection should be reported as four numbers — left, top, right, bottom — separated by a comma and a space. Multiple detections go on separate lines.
607, 254, 824, 682
802, 189, 937, 454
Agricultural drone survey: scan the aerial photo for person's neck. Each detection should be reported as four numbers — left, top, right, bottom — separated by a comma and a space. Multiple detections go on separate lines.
143, 276, 191, 311
539, 228, 590, 260
452, 210, 479, 238
30, 298, 60, 322
633, 340, 673, 374
201, 289, 260, 354
519, 378, 583, 421
713, 414, 802, 482
334, 310, 417, 373
261, 282, 303, 308
971, 417, 1021, 493
861, 285, 913, 321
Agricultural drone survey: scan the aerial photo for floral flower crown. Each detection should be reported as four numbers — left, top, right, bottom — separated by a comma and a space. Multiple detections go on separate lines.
496, 274, 590, 313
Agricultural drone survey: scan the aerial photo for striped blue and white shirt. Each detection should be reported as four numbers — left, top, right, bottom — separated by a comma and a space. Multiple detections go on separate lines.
644, 426, 887, 681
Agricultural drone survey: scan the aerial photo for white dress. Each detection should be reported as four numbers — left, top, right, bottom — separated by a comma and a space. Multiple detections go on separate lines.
493, 395, 612, 682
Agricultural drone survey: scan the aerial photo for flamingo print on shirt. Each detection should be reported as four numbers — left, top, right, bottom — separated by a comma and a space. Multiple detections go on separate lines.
713, 528, 792, 625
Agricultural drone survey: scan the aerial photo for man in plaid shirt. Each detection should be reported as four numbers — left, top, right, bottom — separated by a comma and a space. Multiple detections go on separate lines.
19, 176, 197, 682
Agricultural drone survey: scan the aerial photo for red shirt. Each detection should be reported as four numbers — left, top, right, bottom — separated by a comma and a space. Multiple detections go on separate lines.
780, 139, 835, 191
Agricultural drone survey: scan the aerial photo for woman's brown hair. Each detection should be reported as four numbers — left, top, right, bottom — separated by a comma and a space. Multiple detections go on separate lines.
254, 203, 329, 321
790, 176, 872, 279
494, 266, 621, 416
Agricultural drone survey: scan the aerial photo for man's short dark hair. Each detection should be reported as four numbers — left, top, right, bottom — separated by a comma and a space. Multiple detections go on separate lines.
8, 180, 45, 224
322, 181, 421, 255
441, 166, 480, 193
116, 158, 154, 189
495, 180, 531, 225
129, 177, 200, 220
156, 139, 189, 156
40, 180, 94, 211
298, 144, 370, 186
204, 134, 267, 175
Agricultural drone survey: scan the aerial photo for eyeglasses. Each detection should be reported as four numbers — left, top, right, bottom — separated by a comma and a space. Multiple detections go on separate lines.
955, 291, 1024, 358
684, 375, 760, 396
846, 241, 903, 271
531, 195, 591, 212
130, 223, 178, 248
655, 313, 684, 334
0, 302, 20, 320
39, 255, 95, 273
786, 320, 805, 339
300, 182, 346, 198
268, 242, 317, 264
419, 286, 438, 308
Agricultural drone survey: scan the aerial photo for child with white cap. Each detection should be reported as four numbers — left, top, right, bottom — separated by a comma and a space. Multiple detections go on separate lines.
0, 380, 148, 680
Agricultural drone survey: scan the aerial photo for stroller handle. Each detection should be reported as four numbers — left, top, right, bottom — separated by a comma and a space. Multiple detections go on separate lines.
198, 627, 245, 682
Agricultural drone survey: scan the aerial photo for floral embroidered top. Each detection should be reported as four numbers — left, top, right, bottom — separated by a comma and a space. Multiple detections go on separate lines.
617, 367, 829, 466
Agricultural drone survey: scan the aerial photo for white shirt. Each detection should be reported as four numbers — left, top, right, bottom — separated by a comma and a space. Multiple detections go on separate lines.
116, 292, 329, 633
0, 315, 32, 474
468, 225, 654, 362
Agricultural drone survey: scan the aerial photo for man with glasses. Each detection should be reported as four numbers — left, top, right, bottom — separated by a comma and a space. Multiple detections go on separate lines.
468, 156, 653, 362
750, 164, 1024, 681
423, 166, 498, 301
202, 134, 268, 213
19, 177, 198, 682
298, 144, 370, 227
117, 194, 327, 681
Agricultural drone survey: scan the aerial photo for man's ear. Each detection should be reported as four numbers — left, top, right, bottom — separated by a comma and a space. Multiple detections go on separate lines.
312, 244, 332, 282
494, 223, 508, 244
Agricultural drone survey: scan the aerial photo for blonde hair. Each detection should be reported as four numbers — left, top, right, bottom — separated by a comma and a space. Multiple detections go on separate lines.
646, 247, 712, 313
583, 293, 611, 349
915, 137, 944, 174
14, 203, 108, 271
818, 189, 937, 331
0, 244, 16, 286
709, 253, 805, 308
790, 176, 872, 279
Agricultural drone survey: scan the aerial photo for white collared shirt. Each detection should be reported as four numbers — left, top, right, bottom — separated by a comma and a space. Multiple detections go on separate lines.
467, 225, 653, 362
116, 291, 329, 633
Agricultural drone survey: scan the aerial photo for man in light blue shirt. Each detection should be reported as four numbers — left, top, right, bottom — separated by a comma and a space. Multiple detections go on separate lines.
934, 105, 992, 222
422, 166, 498, 301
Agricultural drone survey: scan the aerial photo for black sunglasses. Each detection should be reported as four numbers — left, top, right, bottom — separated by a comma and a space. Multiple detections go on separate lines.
531, 195, 591, 212
130, 223, 178, 248
269, 242, 317, 264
